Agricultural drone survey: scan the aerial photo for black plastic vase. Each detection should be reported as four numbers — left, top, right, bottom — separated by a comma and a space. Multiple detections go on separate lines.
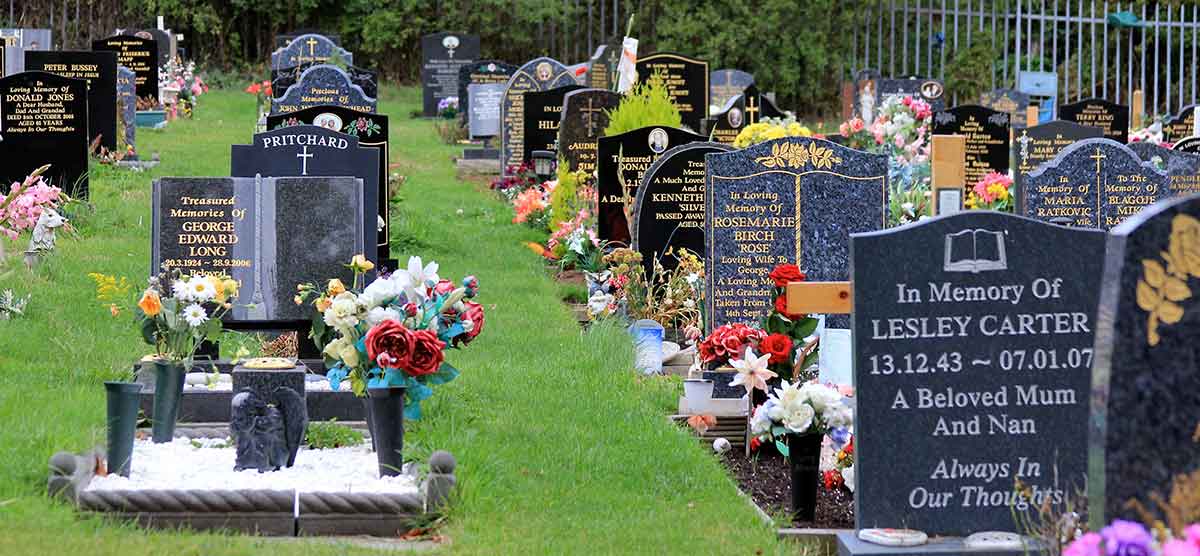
367, 386, 406, 477
151, 360, 186, 443
788, 432, 823, 521
105, 381, 143, 476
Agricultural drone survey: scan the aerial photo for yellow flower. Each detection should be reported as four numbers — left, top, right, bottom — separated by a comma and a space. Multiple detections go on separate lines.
988, 183, 1009, 201
327, 279, 347, 296
294, 295, 303, 306
137, 289, 162, 317
349, 254, 374, 273
223, 279, 240, 298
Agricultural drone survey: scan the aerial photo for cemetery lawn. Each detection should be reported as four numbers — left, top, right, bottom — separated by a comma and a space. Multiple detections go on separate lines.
0, 87, 789, 555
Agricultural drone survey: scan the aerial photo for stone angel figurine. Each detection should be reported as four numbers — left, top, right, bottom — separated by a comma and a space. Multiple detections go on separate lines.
230, 386, 307, 472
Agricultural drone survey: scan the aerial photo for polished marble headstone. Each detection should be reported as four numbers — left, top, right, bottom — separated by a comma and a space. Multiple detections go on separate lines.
1014, 120, 1104, 213
500, 57, 576, 174
468, 83, 504, 139
1058, 98, 1130, 144
520, 84, 584, 164
24, 49, 118, 150
270, 33, 351, 71
271, 65, 376, 114
457, 60, 516, 124
598, 126, 707, 246
1023, 138, 1168, 229
706, 84, 787, 144
875, 77, 946, 112
931, 105, 1011, 189
1163, 104, 1197, 143
118, 28, 172, 66
0, 71, 89, 197
586, 40, 621, 90
557, 88, 621, 173
273, 62, 376, 100
710, 69, 754, 111
635, 52, 709, 131
979, 88, 1032, 128
1128, 141, 1200, 197
421, 31, 479, 117
92, 35, 158, 99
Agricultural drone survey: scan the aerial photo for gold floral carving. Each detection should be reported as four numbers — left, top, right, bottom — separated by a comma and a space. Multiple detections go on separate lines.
754, 141, 841, 170
1137, 214, 1200, 346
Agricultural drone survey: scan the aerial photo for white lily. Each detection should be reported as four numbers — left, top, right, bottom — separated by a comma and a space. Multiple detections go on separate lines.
728, 348, 776, 393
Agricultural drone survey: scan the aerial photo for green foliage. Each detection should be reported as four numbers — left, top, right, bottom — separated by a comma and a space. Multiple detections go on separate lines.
305, 419, 365, 449
547, 164, 588, 232
602, 73, 682, 136
946, 32, 1000, 101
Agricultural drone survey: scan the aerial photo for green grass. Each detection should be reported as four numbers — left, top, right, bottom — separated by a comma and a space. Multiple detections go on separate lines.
0, 86, 793, 555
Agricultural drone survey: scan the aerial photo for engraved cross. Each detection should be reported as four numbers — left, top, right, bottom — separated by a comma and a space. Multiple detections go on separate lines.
297, 145, 314, 175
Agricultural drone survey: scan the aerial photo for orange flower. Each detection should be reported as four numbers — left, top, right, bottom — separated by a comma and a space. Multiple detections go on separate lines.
137, 290, 162, 316
315, 297, 332, 313
109, 304, 120, 317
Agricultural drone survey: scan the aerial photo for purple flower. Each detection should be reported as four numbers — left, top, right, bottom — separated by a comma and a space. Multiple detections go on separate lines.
1101, 520, 1155, 556
1163, 540, 1200, 556
1064, 533, 1104, 556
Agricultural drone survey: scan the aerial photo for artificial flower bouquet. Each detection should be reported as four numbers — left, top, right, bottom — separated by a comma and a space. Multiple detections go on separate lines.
605, 246, 704, 330
749, 380, 853, 457
761, 264, 821, 382
824, 435, 855, 493
698, 323, 767, 368
1064, 520, 1200, 556
733, 115, 813, 148
437, 96, 460, 119
297, 255, 485, 419
965, 171, 1014, 212
491, 163, 543, 203
840, 96, 934, 226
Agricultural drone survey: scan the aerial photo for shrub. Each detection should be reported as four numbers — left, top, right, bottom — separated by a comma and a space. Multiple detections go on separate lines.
603, 72, 683, 136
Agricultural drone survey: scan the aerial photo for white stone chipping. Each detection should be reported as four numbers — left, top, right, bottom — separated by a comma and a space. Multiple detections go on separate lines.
87, 437, 418, 494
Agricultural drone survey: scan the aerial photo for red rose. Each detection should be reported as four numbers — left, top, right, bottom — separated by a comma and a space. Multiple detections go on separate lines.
698, 339, 718, 362
761, 333, 794, 365
769, 264, 806, 287
463, 301, 485, 341
433, 279, 455, 296
365, 320, 415, 369
406, 329, 446, 376
823, 470, 843, 490
721, 333, 743, 355
749, 437, 761, 452
775, 295, 804, 319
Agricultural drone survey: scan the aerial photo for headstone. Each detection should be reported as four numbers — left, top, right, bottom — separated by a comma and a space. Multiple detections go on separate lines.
271, 65, 376, 114
1162, 104, 1197, 143
275, 31, 340, 49
118, 28, 173, 66
705, 137, 888, 330
586, 41, 621, 90
116, 66, 136, 150
930, 105, 1011, 190
0, 36, 22, 76
556, 88, 621, 173
92, 35, 158, 100
1023, 138, 1168, 229
598, 126, 707, 247
273, 62, 377, 100
151, 175, 371, 322
1058, 98, 1130, 144
709, 69, 754, 111
25, 50, 118, 150
566, 61, 590, 85
1017, 70, 1059, 122
853, 69, 883, 122
1089, 194, 1200, 525
457, 60, 516, 123
1014, 120, 1104, 213
853, 213, 1104, 537
270, 33, 351, 71
1128, 141, 1200, 196
519, 84, 584, 166
0, 28, 51, 51
500, 57, 576, 174
1175, 136, 1200, 153
706, 84, 787, 144
231, 125, 380, 262
467, 83, 504, 139
635, 52, 709, 131
265, 107, 393, 267
875, 77, 946, 112
979, 89, 1032, 129
0, 71, 89, 198
631, 141, 731, 276
420, 32, 479, 117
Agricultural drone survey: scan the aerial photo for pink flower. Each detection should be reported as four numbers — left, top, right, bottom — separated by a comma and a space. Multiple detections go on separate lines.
1164, 540, 1200, 556
1186, 524, 1200, 547
1063, 533, 1103, 556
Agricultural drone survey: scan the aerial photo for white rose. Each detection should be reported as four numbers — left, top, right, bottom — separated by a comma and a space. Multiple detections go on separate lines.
361, 276, 404, 308
366, 306, 401, 326
323, 292, 361, 330
784, 403, 814, 434
842, 465, 855, 492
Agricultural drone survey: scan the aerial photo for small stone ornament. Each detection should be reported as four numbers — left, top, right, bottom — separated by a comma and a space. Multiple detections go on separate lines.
27, 208, 67, 253
857, 528, 929, 547
230, 386, 307, 472
712, 437, 731, 454
964, 531, 1025, 550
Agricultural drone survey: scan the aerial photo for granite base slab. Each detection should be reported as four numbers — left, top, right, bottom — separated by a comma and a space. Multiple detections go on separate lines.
138, 387, 364, 422
455, 157, 501, 176
462, 147, 500, 159
837, 532, 1045, 556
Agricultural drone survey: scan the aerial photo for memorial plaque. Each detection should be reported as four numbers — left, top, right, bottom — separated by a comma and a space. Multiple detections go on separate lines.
270, 33, 352, 71
852, 211, 1105, 535
706, 84, 787, 145
632, 141, 731, 276
468, 83, 504, 138
457, 60, 516, 123
0, 71, 88, 198
271, 65, 376, 114
979, 89, 1031, 129
1023, 138, 1168, 229
557, 88, 621, 173
119, 28, 173, 66
92, 35, 158, 100
710, 69, 754, 111
1162, 104, 1197, 143
1014, 120, 1103, 213
1129, 141, 1200, 196
705, 137, 888, 330
875, 77, 946, 112
152, 176, 371, 323
266, 106, 392, 267
520, 84, 584, 165
273, 62, 377, 100
500, 57, 576, 174
117, 65, 135, 150
1090, 194, 1200, 526
635, 52, 709, 131
231, 125, 380, 262
598, 126, 707, 246
1059, 98, 1130, 144
421, 32, 480, 117
586, 40, 620, 90
25, 50, 118, 150
931, 105, 1011, 189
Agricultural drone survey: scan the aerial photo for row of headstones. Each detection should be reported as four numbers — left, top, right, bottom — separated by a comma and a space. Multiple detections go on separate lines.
267, 32, 377, 115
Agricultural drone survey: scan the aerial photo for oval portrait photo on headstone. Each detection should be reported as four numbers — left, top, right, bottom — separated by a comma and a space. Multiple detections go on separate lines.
648, 128, 669, 154
313, 112, 343, 131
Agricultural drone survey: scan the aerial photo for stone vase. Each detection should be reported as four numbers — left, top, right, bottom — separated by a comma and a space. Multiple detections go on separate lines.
151, 360, 187, 443
788, 432, 824, 521
104, 381, 143, 476
367, 386, 406, 477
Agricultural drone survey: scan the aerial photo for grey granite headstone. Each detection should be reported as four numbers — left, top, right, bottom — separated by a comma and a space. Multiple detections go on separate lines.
271, 65, 377, 114
458, 60, 516, 123
931, 105, 1011, 189
597, 126, 707, 246
92, 35, 158, 100
151, 176, 370, 323
706, 84, 787, 144
273, 62, 377, 100
710, 69, 754, 111
1129, 141, 1200, 197
1163, 104, 1197, 143
853, 211, 1105, 535
468, 83, 504, 139
632, 141, 732, 277
24, 50, 119, 151
0, 71, 89, 198
0, 28, 51, 51
1013, 120, 1104, 213
1090, 194, 1200, 526
1023, 138, 1168, 229
557, 88, 622, 173
875, 77, 946, 112
979, 89, 1032, 129
421, 32, 479, 117
270, 33, 351, 71
586, 40, 621, 90
635, 52, 709, 131
520, 84, 585, 166
117, 66, 136, 151
1058, 97, 1130, 144
705, 137, 888, 330
500, 57, 576, 174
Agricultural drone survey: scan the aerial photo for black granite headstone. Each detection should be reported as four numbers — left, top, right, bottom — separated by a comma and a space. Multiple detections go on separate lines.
931, 105, 1011, 189
520, 84, 584, 165
275, 31, 340, 49
635, 52, 709, 131
875, 77, 946, 112
92, 35, 158, 100
1129, 141, 1200, 197
119, 28, 172, 66
557, 88, 622, 173
271, 65, 376, 114
706, 84, 787, 145
1163, 104, 1197, 143
270, 33, 352, 71
0, 71, 89, 198
705, 137, 888, 330
979, 89, 1032, 129
710, 69, 754, 112
1059, 98, 1130, 144
1013, 120, 1104, 213
273, 62, 376, 100
632, 141, 732, 277
586, 40, 620, 91
598, 126, 707, 247
457, 60, 516, 124
265, 107, 392, 268
117, 65, 135, 151
1023, 138, 1168, 229
1089, 194, 1200, 526
421, 32, 479, 117
500, 57, 576, 174
852, 211, 1105, 536
1175, 136, 1200, 153
24, 50, 117, 151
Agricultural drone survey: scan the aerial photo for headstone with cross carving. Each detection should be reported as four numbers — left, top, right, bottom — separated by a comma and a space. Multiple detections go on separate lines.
520, 84, 585, 166
704, 84, 786, 144
270, 33, 352, 74
709, 69, 754, 112
500, 57, 577, 174
1013, 120, 1104, 214
1022, 138, 1169, 230
421, 32, 479, 117
271, 65, 376, 114
230, 125, 380, 265
556, 88, 622, 173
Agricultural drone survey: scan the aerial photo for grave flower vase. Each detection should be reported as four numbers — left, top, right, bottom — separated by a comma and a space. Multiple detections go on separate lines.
788, 432, 823, 521
361, 397, 377, 452
151, 360, 187, 443
367, 386, 406, 477
104, 381, 143, 476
